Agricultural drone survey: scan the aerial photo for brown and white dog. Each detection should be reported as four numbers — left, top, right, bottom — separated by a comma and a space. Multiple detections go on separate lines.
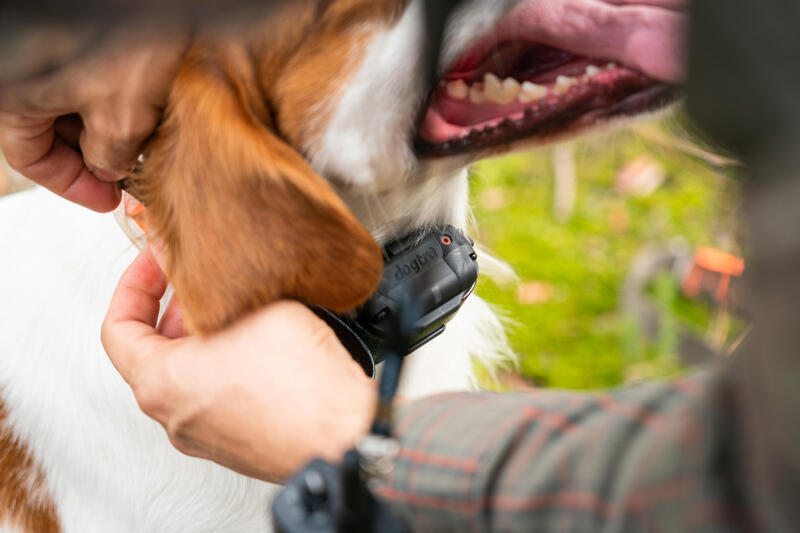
0, 0, 686, 531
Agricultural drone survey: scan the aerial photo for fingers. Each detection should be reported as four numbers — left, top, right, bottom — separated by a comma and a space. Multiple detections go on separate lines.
103, 246, 191, 427
79, 106, 160, 178
0, 35, 187, 211
147, 234, 170, 273
101, 246, 171, 382
244, 301, 366, 379
158, 296, 189, 339
74, 38, 185, 177
143, 236, 182, 337
53, 114, 84, 148
0, 114, 121, 212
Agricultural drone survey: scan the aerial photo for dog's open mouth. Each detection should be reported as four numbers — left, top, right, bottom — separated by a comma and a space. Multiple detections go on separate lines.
415, 1, 685, 157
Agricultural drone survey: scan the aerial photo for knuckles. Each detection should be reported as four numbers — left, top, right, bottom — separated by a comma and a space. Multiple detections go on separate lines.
82, 105, 159, 169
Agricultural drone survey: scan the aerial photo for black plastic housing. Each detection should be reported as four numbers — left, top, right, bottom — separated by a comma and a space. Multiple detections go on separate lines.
356, 225, 478, 355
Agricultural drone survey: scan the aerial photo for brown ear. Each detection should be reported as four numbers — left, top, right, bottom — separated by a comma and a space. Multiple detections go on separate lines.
129, 50, 382, 333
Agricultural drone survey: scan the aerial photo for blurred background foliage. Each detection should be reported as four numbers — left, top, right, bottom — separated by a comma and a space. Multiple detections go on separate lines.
470, 115, 742, 391
1, 115, 743, 392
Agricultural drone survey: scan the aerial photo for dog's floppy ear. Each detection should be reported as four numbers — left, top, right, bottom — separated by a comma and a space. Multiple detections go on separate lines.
129, 48, 383, 333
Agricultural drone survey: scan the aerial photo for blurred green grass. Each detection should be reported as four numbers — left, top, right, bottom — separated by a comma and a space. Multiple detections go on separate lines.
471, 118, 740, 391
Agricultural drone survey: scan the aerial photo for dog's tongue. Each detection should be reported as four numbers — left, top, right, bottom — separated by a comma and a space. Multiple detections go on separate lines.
488, 0, 687, 83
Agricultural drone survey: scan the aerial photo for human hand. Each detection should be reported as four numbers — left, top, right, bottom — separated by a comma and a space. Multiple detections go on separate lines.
0, 29, 188, 212
101, 246, 377, 483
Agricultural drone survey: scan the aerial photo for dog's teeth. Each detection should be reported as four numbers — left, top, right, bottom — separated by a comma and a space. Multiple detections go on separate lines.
482, 74, 521, 104
469, 83, 485, 104
585, 65, 601, 78
498, 78, 520, 104
554, 75, 578, 94
519, 81, 547, 103
605, 62, 617, 70
483, 73, 504, 103
484, 73, 502, 89
446, 79, 469, 100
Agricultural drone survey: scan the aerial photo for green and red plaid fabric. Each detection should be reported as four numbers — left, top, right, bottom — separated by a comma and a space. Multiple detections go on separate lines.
379, 373, 757, 532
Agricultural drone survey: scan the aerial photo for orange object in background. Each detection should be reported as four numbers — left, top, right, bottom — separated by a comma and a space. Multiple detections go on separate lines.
682, 247, 745, 305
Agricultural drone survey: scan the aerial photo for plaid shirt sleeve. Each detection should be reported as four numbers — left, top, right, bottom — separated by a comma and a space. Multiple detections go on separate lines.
378, 373, 754, 533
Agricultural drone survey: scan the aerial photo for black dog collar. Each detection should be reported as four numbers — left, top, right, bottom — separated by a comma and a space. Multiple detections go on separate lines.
315, 225, 479, 378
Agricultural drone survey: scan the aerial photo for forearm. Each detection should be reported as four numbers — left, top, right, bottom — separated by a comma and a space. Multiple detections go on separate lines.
379, 374, 736, 532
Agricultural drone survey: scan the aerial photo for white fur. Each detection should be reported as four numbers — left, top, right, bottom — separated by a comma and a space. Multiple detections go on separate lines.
0, 189, 278, 532
0, 184, 510, 532
313, 0, 522, 189
311, 0, 426, 188
0, 2, 523, 531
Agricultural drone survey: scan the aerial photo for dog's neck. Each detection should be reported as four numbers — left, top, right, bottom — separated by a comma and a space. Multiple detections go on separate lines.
332, 167, 471, 244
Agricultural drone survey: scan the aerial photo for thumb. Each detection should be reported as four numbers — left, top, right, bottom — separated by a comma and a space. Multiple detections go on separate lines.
101, 245, 171, 382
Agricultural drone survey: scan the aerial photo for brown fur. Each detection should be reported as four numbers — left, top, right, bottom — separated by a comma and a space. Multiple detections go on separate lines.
0, 2, 406, 528
128, 0, 408, 332
0, 402, 60, 532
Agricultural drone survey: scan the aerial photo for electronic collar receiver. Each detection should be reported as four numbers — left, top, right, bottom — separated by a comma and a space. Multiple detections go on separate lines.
315, 224, 479, 377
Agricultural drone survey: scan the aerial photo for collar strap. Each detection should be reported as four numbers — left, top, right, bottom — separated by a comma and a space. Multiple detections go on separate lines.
114, 194, 478, 377
312, 308, 378, 378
